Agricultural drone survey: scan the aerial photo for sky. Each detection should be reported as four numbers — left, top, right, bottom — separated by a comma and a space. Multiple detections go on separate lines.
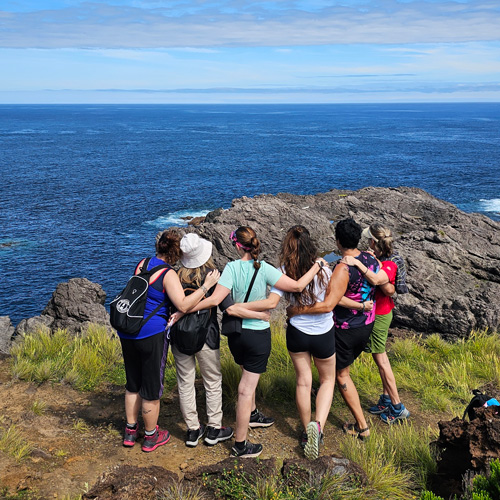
1, 0, 500, 103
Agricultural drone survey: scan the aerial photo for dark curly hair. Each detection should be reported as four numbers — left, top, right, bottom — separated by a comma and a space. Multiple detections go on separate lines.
156, 230, 181, 265
335, 218, 362, 250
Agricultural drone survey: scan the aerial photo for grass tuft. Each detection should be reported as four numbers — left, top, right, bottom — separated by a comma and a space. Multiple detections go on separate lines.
0, 424, 33, 462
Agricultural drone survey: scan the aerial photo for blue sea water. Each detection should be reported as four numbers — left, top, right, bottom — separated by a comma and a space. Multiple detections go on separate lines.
1, 103, 499, 325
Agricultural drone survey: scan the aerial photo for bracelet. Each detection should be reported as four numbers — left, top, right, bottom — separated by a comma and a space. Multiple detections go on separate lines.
361, 266, 368, 275
201, 285, 208, 294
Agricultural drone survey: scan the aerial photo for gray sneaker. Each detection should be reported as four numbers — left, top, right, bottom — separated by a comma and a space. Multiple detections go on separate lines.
186, 424, 205, 447
304, 421, 323, 460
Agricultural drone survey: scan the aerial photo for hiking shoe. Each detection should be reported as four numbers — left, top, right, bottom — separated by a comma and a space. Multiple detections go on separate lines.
368, 394, 392, 415
123, 424, 138, 447
141, 426, 170, 452
230, 440, 263, 458
300, 431, 308, 449
204, 426, 234, 446
186, 424, 205, 447
304, 421, 323, 460
249, 409, 275, 428
380, 404, 411, 425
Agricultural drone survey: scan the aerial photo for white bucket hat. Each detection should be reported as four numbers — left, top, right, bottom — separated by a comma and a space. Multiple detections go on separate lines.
361, 226, 378, 242
180, 233, 213, 268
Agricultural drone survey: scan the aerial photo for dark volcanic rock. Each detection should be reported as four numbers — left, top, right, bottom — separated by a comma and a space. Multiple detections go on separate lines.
433, 406, 500, 497
0, 316, 15, 354
15, 278, 111, 336
175, 187, 500, 337
83, 465, 178, 500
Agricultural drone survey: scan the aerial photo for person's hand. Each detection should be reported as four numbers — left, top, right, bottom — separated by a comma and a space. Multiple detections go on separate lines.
168, 311, 184, 327
203, 269, 220, 289
259, 310, 271, 322
340, 255, 359, 267
362, 300, 374, 312
315, 257, 329, 268
286, 304, 301, 319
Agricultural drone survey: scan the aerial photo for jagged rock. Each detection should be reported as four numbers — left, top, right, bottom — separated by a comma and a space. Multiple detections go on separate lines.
14, 315, 54, 338
15, 278, 110, 336
0, 316, 15, 354
281, 456, 367, 488
83, 465, 178, 500
433, 405, 500, 497
174, 187, 500, 338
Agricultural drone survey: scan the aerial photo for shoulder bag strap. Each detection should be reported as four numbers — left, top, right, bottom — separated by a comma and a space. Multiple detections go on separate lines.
243, 267, 259, 303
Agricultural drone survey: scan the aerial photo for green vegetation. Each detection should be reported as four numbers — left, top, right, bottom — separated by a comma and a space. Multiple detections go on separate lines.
10, 325, 126, 391
202, 461, 365, 500
0, 424, 33, 462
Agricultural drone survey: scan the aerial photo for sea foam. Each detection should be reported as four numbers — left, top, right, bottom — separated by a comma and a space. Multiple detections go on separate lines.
479, 199, 500, 213
145, 210, 211, 228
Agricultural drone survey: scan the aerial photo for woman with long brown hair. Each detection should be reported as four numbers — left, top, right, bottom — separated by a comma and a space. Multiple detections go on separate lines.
182, 226, 325, 458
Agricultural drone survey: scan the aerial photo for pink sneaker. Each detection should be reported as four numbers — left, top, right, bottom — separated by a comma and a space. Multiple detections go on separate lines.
141, 426, 170, 452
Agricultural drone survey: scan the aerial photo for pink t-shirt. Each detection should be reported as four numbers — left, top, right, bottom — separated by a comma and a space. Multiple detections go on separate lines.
375, 260, 397, 316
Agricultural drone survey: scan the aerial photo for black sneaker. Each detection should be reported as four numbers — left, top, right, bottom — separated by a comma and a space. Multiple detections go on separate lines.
249, 409, 274, 428
230, 440, 263, 458
204, 426, 234, 446
186, 424, 205, 447
123, 424, 138, 447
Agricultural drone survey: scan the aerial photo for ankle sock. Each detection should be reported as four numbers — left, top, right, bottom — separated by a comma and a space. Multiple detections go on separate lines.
393, 403, 402, 410
145, 428, 156, 436
235, 440, 246, 450
126, 423, 138, 430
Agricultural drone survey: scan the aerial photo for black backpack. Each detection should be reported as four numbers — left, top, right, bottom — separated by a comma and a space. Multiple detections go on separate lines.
110, 258, 171, 335
462, 389, 493, 420
170, 286, 215, 355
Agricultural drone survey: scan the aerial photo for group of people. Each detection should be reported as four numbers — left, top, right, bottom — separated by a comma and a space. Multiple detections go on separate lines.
116, 217, 410, 459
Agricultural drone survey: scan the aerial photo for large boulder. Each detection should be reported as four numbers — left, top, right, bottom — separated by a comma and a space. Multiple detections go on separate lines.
15, 278, 110, 336
0, 316, 15, 354
175, 187, 500, 338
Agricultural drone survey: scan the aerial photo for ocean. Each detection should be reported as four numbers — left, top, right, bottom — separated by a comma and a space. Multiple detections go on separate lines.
1, 103, 499, 325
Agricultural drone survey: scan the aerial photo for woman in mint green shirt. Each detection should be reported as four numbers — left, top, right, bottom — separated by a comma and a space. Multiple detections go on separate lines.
187, 226, 325, 458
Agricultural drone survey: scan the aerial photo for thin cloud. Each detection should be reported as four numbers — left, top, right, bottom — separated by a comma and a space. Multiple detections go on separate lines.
1, 1, 500, 48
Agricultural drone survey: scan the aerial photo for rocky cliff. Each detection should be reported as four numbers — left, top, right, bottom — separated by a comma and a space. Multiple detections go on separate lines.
179, 186, 500, 338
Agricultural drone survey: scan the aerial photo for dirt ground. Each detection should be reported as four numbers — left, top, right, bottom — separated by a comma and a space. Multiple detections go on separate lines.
0, 353, 445, 500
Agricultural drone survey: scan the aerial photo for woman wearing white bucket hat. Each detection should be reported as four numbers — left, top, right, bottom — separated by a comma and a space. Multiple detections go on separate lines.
170, 233, 269, 448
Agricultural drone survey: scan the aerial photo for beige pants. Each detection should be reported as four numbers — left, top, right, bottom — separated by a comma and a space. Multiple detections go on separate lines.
171, 343, 223, 431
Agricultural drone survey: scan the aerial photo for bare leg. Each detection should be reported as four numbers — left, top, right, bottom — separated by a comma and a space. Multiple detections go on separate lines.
289, 351, 313, 431
372, 352, 401, 404
235, 369, 261, 442
313, 354, 336, 431
125, 390, 141, 425
336, 366, 369, 436
142, 398, 160, 433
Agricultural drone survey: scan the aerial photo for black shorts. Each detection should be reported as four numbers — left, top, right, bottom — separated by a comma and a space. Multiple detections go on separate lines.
120, 331, 169, 401
227, 328, 271, 374
335, 323, 373, 370
286, 323, 336, 359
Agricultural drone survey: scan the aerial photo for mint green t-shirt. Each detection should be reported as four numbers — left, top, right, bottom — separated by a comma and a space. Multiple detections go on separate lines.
218, 260, 283, 330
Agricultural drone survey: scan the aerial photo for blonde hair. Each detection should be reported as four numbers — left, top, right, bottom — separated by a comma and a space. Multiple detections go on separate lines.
177, 257, 216, 287
369, 223, 394, 258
